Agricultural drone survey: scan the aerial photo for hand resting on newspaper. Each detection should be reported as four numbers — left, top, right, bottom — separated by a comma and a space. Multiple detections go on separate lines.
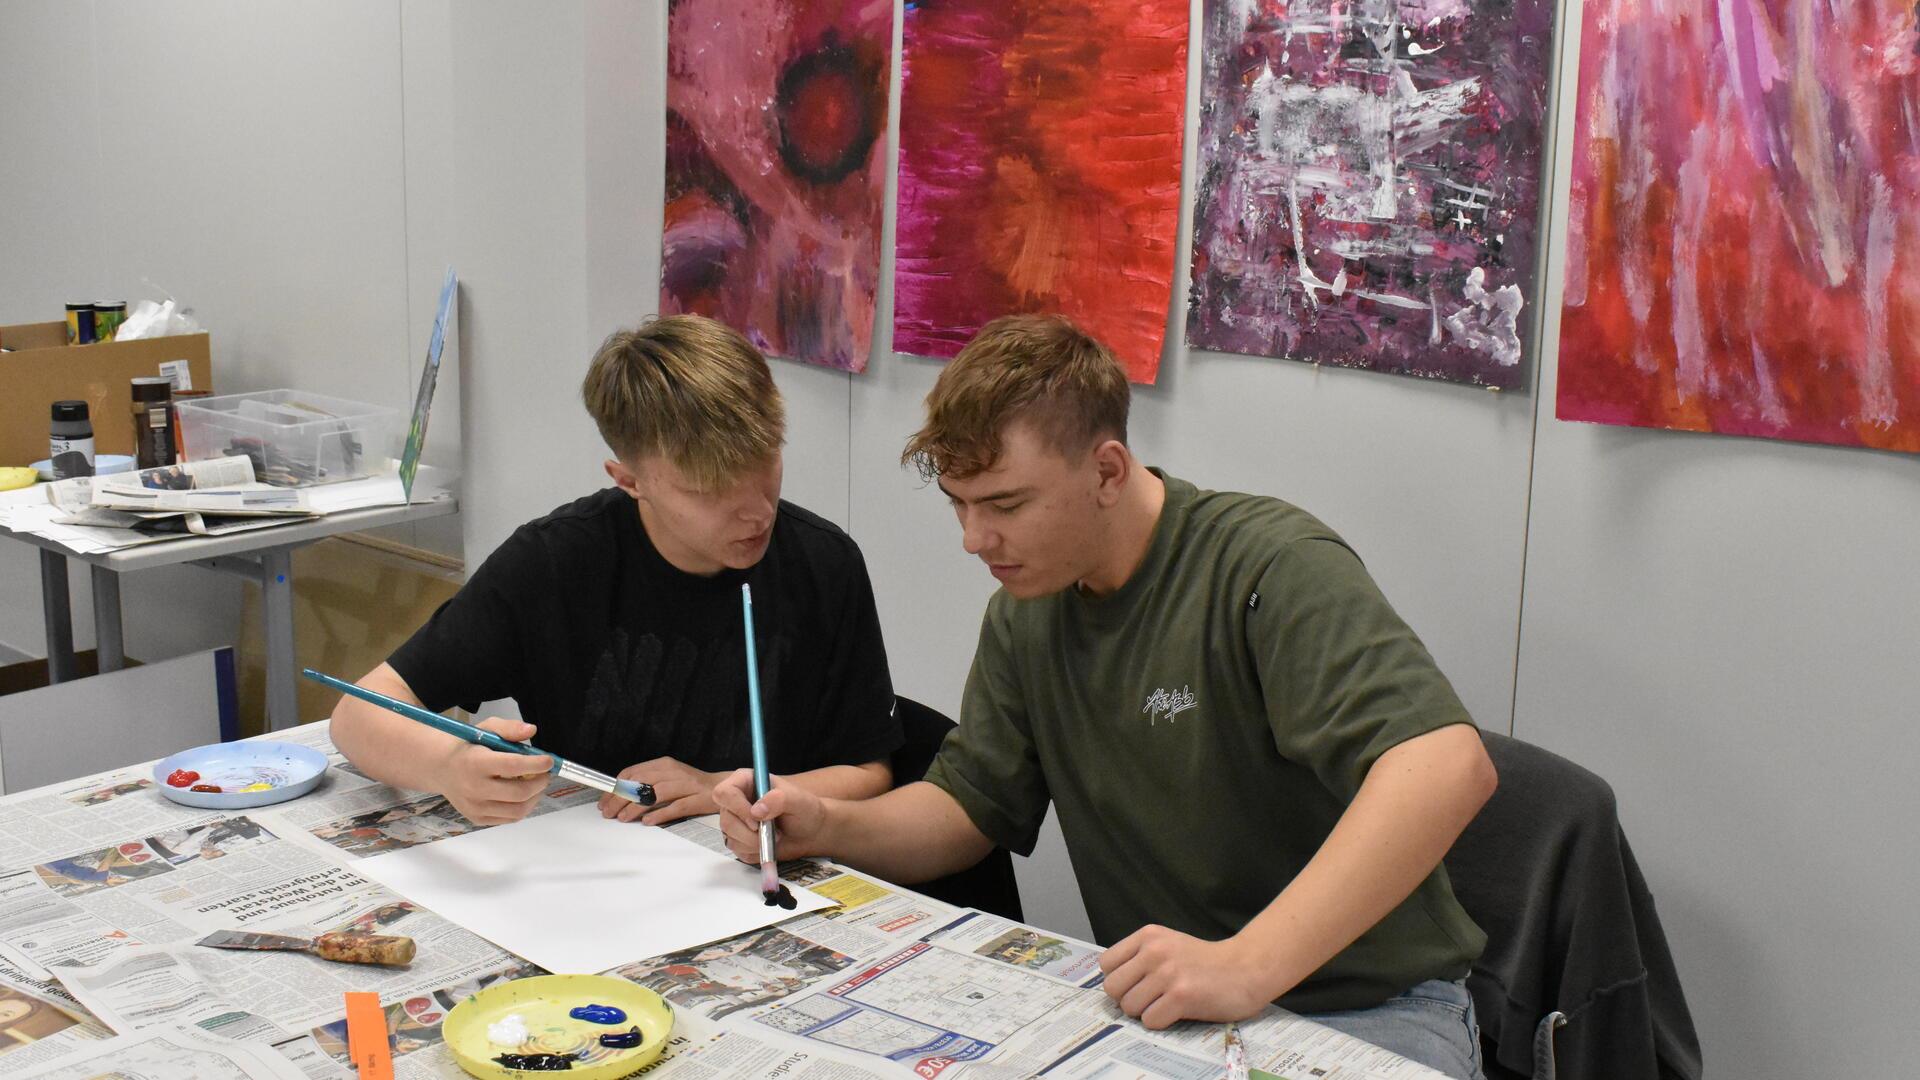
597, 757, 724, 825
1097, 923, 1274, 1029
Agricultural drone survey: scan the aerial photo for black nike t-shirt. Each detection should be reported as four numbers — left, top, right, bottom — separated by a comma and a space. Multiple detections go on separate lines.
388, 489, 901, 777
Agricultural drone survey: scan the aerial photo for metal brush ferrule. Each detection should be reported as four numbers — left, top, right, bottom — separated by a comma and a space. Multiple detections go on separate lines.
554, 757, 616, 795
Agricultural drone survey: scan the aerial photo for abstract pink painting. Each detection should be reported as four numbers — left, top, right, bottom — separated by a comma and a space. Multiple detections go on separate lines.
892, 1, 1189, 384
1187, 0, 1556, 389
661, 0, 893, 372
1559, 1, 1920, 452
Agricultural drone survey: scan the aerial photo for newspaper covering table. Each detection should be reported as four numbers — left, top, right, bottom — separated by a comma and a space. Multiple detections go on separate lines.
0, 722, 1447, 1079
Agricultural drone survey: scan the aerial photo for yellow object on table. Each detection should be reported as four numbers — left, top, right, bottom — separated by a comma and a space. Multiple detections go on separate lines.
0, 467, 37, 491
442, 974, 674, 1080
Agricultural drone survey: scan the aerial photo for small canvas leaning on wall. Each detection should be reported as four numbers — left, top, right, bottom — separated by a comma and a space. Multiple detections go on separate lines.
892, 0, 1190, 385
1557, 1, 1920, 454
1186, 0, 1557, 389
660, 0, 893, 372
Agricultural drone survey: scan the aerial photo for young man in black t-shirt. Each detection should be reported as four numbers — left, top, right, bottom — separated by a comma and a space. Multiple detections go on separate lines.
328, 315, 902, 827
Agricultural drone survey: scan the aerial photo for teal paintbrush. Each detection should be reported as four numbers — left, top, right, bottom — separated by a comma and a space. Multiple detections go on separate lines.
302, 668, 654, 806
742, 584, 794, 909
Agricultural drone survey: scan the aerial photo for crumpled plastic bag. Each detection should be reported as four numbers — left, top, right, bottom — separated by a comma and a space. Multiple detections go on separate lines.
116, 282, 204, 340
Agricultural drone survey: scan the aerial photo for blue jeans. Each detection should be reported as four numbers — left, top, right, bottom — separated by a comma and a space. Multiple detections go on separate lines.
1302, 978, 1484, 1080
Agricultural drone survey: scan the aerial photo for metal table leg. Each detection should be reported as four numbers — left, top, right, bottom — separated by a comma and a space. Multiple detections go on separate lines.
90, 565, 125, 673
261, 548, 298, 731
38, 549, 76, 682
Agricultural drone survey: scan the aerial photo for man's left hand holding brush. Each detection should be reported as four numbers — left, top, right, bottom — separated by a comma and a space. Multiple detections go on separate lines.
330, 664, 553, 825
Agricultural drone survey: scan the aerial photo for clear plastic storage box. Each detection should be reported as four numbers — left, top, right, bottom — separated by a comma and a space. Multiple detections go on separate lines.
176, 390, 401, 487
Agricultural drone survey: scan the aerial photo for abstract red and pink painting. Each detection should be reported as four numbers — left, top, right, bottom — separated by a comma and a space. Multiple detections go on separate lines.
661, 0, 893, 372
892, 0, 1189, 384
1558, 1, 1920, 453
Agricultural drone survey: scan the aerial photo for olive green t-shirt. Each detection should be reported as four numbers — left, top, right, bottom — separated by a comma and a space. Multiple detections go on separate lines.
923, 471, 1485, 1013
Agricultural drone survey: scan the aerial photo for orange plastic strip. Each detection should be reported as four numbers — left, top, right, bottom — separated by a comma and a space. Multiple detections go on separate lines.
343, 991, 393, 1080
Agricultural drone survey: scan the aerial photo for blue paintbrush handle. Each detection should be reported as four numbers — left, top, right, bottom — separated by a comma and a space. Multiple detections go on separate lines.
300, 668, 657, 806
742, 585, 770, 799
742, 585, 780, 889
302, 669, 540, 758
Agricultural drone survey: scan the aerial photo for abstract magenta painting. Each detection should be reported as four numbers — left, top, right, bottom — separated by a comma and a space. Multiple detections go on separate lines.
892, 1, 1189, 384
1186, 0, 1555, 389
1559, 2, 1920, 452
661, 0, 893, 372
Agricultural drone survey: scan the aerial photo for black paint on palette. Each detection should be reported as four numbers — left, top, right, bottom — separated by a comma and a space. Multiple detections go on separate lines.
599, 1026, 644, 1049
492, 1052, 577, 1070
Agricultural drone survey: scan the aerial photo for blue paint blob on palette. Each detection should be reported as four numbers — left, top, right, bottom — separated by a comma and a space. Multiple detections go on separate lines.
567, 1004, 625, 1025
151, 741, 328, 810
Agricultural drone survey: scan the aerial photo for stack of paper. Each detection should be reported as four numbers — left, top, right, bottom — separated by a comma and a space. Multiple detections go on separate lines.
0, 458, 410, 555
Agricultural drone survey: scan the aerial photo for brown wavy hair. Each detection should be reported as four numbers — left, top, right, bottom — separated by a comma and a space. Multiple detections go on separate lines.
903, 315, 1130, 481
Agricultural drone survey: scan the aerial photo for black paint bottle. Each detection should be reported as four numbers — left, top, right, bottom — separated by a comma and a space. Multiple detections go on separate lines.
50, 401, 95, 480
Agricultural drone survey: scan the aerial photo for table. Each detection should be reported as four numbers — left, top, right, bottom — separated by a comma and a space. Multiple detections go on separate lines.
0, 724, 1440, 1080
1, 487, 456, 731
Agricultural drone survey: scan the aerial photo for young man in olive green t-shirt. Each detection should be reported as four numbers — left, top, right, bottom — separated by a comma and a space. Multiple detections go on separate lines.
715, 317, 1498, 1078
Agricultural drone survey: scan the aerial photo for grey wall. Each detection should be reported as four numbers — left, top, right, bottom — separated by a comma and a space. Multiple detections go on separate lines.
3, 1, 1915, 1073
1507, 7, 1920, 1076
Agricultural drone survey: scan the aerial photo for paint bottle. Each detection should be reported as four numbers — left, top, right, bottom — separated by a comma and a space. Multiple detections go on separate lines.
65, 303, 96, 345
94, 301, 127, 342
50, 401, 95, 479
130, 376, 177, 469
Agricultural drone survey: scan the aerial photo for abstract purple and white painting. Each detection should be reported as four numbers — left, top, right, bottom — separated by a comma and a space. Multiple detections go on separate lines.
1186, 0, 1555, 388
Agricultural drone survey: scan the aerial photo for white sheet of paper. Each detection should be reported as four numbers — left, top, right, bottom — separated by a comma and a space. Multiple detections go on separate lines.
347, 804, 832, 974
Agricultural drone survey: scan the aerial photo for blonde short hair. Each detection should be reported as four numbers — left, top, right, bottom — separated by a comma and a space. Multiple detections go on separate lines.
582, 315, 785, 490
902, 315, 1129, 481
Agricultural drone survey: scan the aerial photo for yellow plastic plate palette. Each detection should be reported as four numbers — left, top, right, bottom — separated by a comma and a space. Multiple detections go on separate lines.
442, 974, 673, 1080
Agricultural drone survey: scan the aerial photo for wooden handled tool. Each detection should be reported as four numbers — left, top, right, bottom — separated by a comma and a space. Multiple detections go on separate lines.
310, 932, 417, 966
196, 929, 416, 966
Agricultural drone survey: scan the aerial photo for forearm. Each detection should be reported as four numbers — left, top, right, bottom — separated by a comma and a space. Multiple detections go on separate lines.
327, 664, 462, 794
1236, 724, 1496, 999
809, 781, 995, 884
781, 761, 892, 801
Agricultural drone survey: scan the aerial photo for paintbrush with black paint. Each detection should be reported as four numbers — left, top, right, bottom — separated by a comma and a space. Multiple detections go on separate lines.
197, 929, 417, 966
303, 669, 655, 807
742, 584, 795, 909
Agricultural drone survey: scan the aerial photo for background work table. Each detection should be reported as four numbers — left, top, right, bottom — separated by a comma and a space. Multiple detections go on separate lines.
0, 483, 457, 732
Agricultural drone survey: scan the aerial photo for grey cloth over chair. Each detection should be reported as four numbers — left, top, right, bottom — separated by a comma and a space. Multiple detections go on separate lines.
1444, 732, 1703, 1080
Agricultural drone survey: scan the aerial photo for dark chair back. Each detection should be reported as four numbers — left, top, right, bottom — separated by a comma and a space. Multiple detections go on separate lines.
1445, 731, 1702, 1080
890, 696, 1024, 923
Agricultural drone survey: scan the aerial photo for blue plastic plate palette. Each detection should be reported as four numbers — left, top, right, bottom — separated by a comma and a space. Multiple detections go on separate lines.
151, 740, 329, 809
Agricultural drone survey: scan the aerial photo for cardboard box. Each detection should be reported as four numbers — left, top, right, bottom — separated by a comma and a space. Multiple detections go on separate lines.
0, 321, 213, 468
